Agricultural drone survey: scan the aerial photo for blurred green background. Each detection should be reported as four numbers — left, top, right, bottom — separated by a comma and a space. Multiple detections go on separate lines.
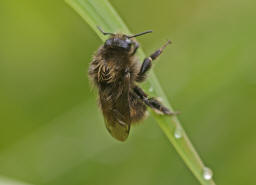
0, 0, 256, 185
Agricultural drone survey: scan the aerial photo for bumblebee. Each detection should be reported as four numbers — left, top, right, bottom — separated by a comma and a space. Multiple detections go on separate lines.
89, 26, 175, 141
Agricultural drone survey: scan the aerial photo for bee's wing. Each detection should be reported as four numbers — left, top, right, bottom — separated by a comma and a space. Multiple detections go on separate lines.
100, 88, 131, 142
104, 115, 130, 142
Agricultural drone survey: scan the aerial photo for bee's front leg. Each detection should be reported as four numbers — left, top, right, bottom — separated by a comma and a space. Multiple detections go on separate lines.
130, 42, 139, 56
136, 40, 171, 82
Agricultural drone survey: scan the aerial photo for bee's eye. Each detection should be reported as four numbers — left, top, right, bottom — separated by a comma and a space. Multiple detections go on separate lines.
125, 38, 131, 45
105, 39, 112, 47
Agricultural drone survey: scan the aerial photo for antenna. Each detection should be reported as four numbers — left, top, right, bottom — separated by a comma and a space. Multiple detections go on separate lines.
97, 26, 114, 36
128, 30, 152, 38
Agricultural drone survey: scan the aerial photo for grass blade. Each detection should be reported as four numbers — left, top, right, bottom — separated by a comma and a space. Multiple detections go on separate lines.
0, 176, 33, 185
65, 0, 216, 184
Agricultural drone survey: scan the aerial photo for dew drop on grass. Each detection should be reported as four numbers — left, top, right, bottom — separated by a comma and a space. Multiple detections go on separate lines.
174, 126, 183, 139
203, 167, 213, 180
149, 87, 154, 92
157, 97, 163, 102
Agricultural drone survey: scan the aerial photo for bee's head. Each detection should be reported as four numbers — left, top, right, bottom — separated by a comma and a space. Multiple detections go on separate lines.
97, 26, 152, 53
104, 35, 133, 52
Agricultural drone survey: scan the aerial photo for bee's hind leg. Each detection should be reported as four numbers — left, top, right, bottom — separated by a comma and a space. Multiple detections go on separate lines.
145, 98, 176, 115
133, 86, 177, 116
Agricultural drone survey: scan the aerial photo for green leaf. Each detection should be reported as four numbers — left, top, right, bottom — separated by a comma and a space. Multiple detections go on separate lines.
0, 177, 33, 185
65, 0, 216, 184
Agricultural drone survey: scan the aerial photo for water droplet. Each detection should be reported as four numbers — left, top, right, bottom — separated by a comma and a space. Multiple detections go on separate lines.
174, 126, 183, 139
203, 167, 213, 180
149, 87, 154, 92
157, 97, 163, 102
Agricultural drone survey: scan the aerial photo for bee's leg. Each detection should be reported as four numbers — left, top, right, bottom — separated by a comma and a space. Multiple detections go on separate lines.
133, 86, 177, 115
136, 40, 171, 82
130, 42, 139, 56
144, 98, 177, 115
